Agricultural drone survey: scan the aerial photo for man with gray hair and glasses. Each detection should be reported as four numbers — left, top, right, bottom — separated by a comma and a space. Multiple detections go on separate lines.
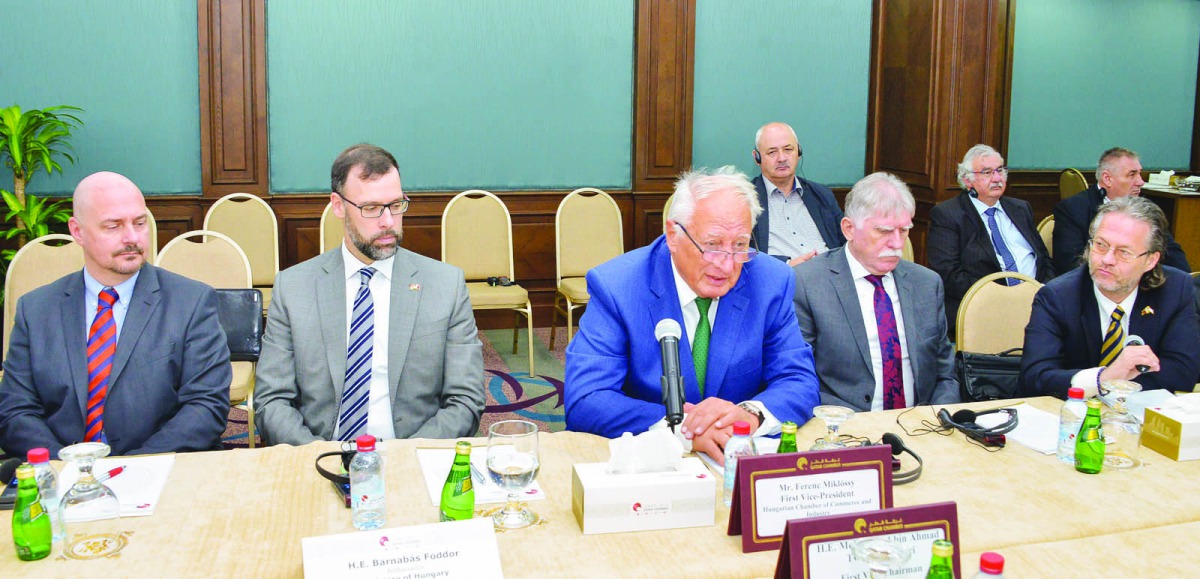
928, 144, 1054, 336
1021, 196, 1199, 399
565, 166, 819, 464
794, 172, 959, 412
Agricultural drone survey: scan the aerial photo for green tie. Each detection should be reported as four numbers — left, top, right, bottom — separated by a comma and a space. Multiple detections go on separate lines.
693, 297, 713, 397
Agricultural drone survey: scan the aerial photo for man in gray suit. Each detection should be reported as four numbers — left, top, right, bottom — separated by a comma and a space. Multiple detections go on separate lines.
793, 172, 959, 412
0, 172, 232, 458
255, 144, 484, 445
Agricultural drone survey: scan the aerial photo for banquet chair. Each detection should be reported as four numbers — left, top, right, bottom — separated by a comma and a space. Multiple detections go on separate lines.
319, 201, 343, 254
902, 237, 914, 262
3, 234, 84, 355
1059, 168, 1088, 200
551, 188, 623, 347
203, 193, 279, 314
441, 190, 535, 375
663, 193, 676, 224
956, 271, 1042, 353
145, 207, 159, 263
215, 288, 263, 448
1038, 215, 1055, 258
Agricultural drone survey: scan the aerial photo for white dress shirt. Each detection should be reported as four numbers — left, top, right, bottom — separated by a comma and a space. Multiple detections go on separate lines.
82, 268, 140, 339
1070, 284, 1139, 395
969, 196, 1037, 278
338, 244, 397, 440
845, 250, 915, 411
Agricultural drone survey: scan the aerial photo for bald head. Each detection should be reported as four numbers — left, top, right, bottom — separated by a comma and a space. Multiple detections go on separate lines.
72, 171, 144, 223
69, 171, 150, 286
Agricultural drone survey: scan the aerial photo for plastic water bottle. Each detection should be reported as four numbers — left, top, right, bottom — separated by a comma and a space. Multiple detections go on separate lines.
26, 447, 64, 545
350, 434, 386, 530
971, 552, 1006, 577
723, 420, 758, 507
1056, 387, 1087, 464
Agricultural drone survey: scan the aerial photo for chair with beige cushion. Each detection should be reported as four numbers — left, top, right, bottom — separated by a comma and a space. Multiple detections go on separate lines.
442, 190, 535, 374
902, 237, 914, 262
956, 271, 1043, 353
145, 207, 159, 263
1038, 215, 1055, 258
319, 201, 344, 254
1059, 168, 1088, 200
155, 230, 259, 447
551, 188, 623, 347
3, 234, 85, 355
203, 193, 279, 313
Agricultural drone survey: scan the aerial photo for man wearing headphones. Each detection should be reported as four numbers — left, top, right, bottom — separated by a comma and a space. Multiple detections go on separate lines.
749, 122, 846, 267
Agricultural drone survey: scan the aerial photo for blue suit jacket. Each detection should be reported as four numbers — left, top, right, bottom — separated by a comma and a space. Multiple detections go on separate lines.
1019, 265, 1200, 398
564, 236, 820, 437
750, 175, 846, 261
0, 265, 232, 458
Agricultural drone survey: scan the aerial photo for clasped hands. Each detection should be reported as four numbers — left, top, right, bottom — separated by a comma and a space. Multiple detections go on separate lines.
678, 397, 760, 466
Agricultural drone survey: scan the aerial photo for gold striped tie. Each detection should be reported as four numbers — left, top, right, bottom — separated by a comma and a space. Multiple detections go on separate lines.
1099, 306, 1125, 367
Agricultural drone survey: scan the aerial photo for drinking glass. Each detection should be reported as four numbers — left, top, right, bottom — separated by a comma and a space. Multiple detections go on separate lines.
1100, 379, 1142, 469
810, 405, 855, 450
851, 537, 913, 578
486, 420, 540, 530
58, 442, 121, 524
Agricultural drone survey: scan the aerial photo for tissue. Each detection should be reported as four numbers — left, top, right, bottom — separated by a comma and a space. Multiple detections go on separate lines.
607, 429, 685, 474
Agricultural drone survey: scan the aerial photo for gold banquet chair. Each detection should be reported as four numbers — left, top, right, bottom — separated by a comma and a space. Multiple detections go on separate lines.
1038, 215, 1055, 258
319, 201, 344, 254
1059, 168, 1087, 200
145, 207, 159, 263
154, 230, 260, 447
3, 234, 84, 355
901, 237, 914, 262
551, 188, 623, 347
203, 193, 279, 314
441, 190, 536, 375
956, 271, 1042, 353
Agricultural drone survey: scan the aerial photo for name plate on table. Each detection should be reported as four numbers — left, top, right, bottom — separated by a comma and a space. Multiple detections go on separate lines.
727, 445, 892, 553
775, 502, 960, 579
301, 518, 503, 579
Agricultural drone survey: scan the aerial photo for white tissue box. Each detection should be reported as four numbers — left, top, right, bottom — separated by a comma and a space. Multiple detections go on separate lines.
571, 458, 715, 534
1142, 395, 1200, 461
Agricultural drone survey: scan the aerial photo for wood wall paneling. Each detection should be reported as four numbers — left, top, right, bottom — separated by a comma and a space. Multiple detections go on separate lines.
633, 0, 696, 192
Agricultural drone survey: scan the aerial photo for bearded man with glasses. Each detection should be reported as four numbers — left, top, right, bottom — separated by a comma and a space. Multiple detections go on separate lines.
565, 166, 819, 465
1021, 196, 1199, 399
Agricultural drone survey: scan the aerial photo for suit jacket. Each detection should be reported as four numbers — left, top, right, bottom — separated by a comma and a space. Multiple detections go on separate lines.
254, 248, 484, 445
1053, 184, 1191, 275
793, 247, 959, 411
0, 265, 231, 458
928, 192, 1055, 335
750, 174, 846, 261
564, 236, 820, 437
1019, 265, 1200, 398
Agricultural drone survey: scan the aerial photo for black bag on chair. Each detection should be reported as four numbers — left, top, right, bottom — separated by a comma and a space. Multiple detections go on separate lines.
956, 348, 1023, 402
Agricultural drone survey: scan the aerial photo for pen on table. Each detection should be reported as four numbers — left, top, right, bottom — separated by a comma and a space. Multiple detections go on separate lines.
469, 463, 489, 487
96, 466, 125, 483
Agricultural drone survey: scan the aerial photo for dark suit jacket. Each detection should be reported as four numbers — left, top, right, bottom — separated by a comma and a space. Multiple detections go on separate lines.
793, 248, 959, 411
928, 192, 1055, 335
564, 236, 821, 437
750, 174, 846, 261
1019, 265, 1200, 399
1053, 184, 1191, 274
0, 265, 232, 458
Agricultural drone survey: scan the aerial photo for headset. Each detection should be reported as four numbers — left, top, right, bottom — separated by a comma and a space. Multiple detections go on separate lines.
753, 144, 803, 165
937, 407, 1018, 447
314, 443, 357, 487
880, 433, 923, 485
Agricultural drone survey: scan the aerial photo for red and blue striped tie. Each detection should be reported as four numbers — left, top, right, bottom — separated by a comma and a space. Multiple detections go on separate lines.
85, 287, 119, 443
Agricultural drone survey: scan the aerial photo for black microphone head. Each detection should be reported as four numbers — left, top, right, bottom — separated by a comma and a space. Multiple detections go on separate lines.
881, 433, 905, 456
1125, 334, 1145, 347
951, 409, 977, 424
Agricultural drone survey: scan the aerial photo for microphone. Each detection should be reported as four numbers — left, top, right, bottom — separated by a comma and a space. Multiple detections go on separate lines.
655, 319, 685, 431
1125, 335, 1150, 373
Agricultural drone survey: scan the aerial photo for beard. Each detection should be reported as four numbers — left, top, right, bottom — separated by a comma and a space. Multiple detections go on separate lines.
109, 244, 145, 275
347, 222, 402, 262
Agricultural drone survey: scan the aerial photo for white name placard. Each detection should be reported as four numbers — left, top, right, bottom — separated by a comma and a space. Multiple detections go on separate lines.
302, 517, 503, 579
754, 468, 881, 538
806, 528, 945, 578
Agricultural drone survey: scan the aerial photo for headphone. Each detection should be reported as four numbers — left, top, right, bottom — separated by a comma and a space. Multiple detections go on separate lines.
314, 443, 357, 487
937, 408, 1018, 447
880, 433, 923, 485
753, 144, 803, 165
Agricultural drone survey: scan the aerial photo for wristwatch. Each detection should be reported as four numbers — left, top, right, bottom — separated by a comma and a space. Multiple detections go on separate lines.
737, 402, 764, 427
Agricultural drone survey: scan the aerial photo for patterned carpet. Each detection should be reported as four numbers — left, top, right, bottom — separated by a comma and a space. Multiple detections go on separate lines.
221, 327, 570, 449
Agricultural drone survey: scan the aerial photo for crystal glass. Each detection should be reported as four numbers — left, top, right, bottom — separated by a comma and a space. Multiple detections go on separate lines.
486, 420, 540, 530
1100, 379, 1143, 469
810, 405, 855, 450
851, 537, 913, 578
58, 442, 121, 524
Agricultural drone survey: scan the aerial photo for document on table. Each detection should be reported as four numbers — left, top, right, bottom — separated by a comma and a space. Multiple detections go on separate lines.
976, 403, 1059, 454
415, 447, 545, 505
58, 454, 175, 517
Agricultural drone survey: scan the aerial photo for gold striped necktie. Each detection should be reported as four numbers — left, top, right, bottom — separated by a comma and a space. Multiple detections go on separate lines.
1099, 306, 1125, 367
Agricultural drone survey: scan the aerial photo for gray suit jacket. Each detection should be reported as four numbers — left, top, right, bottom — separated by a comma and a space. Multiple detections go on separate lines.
0, 264, 232, 458
792, 248, 959, 411
254, 248, 484, 445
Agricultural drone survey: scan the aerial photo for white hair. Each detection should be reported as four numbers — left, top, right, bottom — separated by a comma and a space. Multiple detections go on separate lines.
844, 172, 915, 226
666, 166, 763, 233
754, 122, 799, 151
956, 144, 1003, 189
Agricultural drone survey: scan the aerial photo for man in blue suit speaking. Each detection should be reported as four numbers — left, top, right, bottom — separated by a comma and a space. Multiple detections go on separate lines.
565, 166, 820, 463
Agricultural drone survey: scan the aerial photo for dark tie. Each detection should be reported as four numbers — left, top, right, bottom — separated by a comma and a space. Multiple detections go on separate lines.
338, 267, 376, 441
693, 297, 712, 397
85, 287, 119, 443
1100, 306, 1125, 367
866, 275, 906, 410
984, 207, 1019, 286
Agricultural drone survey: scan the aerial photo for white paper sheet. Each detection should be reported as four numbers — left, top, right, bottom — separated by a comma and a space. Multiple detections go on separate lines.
415, 447, 545, 505
975, 403, 1059, 454
58, 454, 175, 517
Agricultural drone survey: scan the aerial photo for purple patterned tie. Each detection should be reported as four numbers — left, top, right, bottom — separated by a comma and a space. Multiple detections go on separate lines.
866, 275, 906, 409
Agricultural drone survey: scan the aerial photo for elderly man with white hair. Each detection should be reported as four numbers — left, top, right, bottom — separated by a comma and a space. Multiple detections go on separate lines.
927, 144, 1054, 336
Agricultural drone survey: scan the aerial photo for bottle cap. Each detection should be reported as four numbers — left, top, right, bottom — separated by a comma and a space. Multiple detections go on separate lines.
27, 447, 49, 464
732, 420, 751, 436
1067, 387, 1084, 400
1086, 398, 1102, 409
979, 552, 1004, 573
781, 421, 797, 434
15, 463, 34, 480
356, 434, 377, 452
454, 440, 472, 454
930, 539, 953, 557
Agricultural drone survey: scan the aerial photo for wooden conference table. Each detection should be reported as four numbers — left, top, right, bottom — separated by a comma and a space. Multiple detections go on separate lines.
1141, 182, 1200, 261
2, 397, 1197, 577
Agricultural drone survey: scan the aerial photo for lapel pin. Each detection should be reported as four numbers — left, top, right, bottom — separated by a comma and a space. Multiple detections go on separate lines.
1141, 306, 1154, 316
409, 283, 421, 292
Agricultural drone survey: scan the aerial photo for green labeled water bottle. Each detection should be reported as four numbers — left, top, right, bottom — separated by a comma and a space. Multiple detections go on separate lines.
1075, 398, 1105, 474
777, 421, 798, 453
11, 463, 52, 561
926, 538, 955, 578
439, 441, 475, 521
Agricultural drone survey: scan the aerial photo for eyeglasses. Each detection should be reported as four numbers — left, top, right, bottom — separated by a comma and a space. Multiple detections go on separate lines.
971, 167, 1008, 178
335, 192, 409, 218
1088, 238, 1151, 263
676, 224, 757, 263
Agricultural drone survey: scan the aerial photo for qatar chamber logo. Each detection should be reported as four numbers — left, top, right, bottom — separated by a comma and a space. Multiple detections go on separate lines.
630, 501, 671, 516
